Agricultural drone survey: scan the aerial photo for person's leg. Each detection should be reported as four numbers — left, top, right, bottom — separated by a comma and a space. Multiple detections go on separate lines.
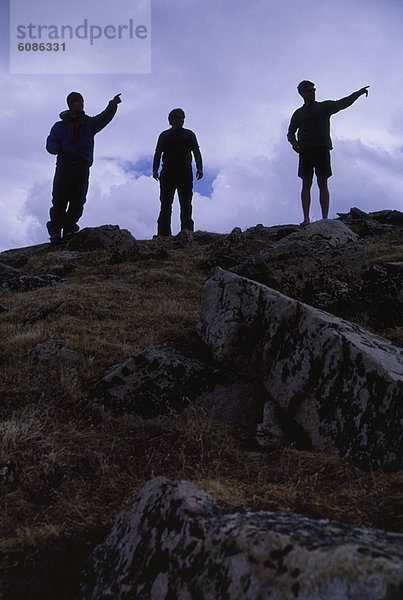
48, 164, 70, 240
317, 175, 329, 219
64, 164, 90, 236
301, 176, 313, 224
177, 177, 194, 232
315, 148, 331, 220
157, 174, 175, 236
298, 149, 314, 225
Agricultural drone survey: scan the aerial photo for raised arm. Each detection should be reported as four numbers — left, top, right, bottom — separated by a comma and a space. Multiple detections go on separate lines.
330, 86, 370, 114
92, 93, 122, 134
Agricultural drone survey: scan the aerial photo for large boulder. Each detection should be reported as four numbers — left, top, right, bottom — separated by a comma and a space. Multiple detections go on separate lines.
67, 224, 138, 256
81, 477, 403, 600
271, 219, 368, 273
89, 342, 270, 423
197, 268, 402, 471
89, 343, 221, 418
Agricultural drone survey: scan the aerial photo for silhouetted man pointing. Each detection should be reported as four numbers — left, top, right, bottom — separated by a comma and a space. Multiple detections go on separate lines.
46, 92, 122, 244
287, 81, 369, 225
153, 108, 203, 236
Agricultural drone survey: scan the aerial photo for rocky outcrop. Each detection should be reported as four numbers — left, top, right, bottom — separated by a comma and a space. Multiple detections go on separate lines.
211, 218, 402, 333
81, 476, 403, 600
197, 268, 402, 471
89, 342, 269, 423
338, 207, 403, 239
0, 243, 49, 268
67, 224, 139, 256
208, 219, 368, 273
0, 225, 138, 291
0, 261, 64, 293
89, 343, 222, 418
271, 219, 367, 268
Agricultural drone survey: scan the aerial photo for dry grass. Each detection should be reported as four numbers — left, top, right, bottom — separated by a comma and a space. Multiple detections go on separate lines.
0, 233, 402, 600
366, 227, 403, 262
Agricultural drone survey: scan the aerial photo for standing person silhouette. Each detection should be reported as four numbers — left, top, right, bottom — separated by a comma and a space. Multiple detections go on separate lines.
153, 108, 203, 236
46, 92, 122, 244
287, 81, 369, 225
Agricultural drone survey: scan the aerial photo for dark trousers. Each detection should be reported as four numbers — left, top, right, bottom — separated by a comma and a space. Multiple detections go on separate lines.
157, 171, 194, 236
47, 162, 90, 236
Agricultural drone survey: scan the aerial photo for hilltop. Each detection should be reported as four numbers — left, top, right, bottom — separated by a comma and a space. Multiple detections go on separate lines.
0, 208, 402, 599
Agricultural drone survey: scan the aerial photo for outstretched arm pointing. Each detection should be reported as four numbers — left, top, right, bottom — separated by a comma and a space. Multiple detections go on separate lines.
358, 86, 370, 97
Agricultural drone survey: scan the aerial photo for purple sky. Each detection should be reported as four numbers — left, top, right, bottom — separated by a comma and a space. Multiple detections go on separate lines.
1, 0, 402, 251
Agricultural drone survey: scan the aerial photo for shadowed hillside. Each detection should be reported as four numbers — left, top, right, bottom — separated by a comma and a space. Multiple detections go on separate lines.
0, 210, 402, 599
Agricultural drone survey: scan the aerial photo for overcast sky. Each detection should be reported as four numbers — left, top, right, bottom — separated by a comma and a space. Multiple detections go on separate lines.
1, 0, 402, 252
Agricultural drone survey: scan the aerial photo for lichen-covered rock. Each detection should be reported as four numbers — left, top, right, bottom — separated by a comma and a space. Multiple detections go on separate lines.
29, 339, 81, 368
271, 219, 368, 273
197, 268, 402, 471
81, 477, 403, 600
0, 271, 64, 293
67, 224, 138, 254
89, 343, 221, 418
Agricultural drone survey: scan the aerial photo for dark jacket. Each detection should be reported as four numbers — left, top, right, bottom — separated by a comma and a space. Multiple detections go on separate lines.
153, 128, 203, 176
46, 101, 117, 166
287, 91, 362, 150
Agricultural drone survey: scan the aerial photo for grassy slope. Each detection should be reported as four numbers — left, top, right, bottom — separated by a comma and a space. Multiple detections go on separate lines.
0, 233, 402, 599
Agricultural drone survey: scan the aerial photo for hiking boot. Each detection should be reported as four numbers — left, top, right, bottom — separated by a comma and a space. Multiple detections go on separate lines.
62, 224, 80, 240
49, 233, 62, 246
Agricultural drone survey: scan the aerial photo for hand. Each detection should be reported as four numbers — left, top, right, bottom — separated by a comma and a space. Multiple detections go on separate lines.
196, 169, 203, 180
358, 86, 370, 97
292, 142, 300, 153
111, 93, 122, 105
153, 170, 159, 181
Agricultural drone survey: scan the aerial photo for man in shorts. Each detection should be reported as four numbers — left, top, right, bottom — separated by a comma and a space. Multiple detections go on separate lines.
287, 81, 369, 225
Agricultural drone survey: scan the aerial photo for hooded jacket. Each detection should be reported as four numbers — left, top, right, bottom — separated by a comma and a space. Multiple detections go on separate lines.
46, 101, 117, 166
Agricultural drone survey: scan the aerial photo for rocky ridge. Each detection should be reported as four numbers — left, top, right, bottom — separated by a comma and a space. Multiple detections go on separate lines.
0, 209, 402, 599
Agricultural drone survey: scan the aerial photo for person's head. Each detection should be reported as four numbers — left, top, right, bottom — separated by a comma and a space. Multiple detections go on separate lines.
66, 92, 84, 114
168, 108, 185, 129
297, 81, 316, 104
